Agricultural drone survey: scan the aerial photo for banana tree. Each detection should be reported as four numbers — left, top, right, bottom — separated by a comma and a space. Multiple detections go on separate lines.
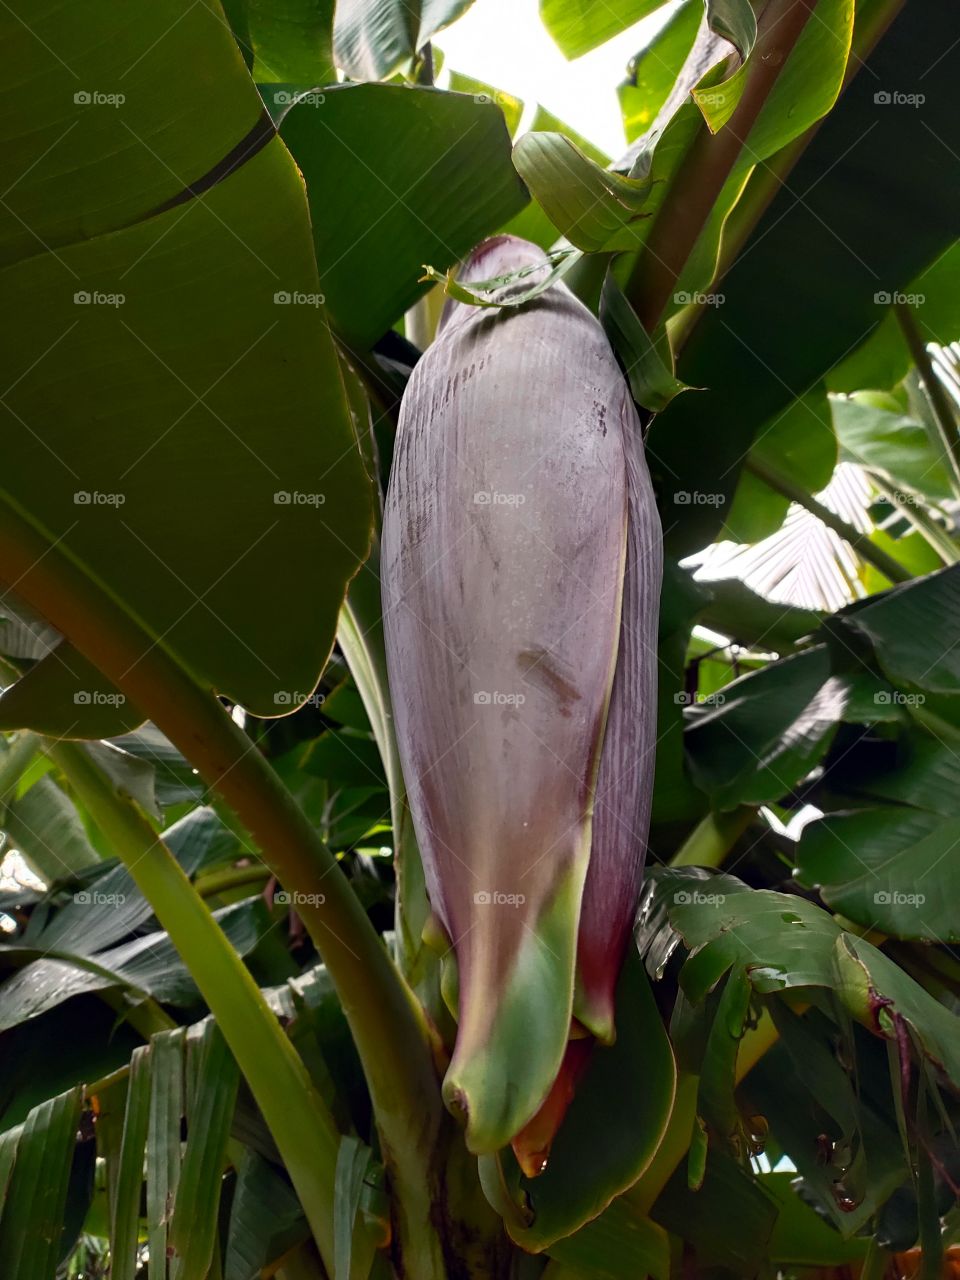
0, 0, 959, 1278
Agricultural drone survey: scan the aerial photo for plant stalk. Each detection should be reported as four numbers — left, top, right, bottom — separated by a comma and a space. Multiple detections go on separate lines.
670, 807, 754, 868
626, 0, 820, 330
47, 739, 352, 1273
0, 504, 449, 1279
745, 455, 912, 583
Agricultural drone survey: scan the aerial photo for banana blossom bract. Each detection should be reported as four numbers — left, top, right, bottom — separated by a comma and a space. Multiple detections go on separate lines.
382, 236, 662, 1165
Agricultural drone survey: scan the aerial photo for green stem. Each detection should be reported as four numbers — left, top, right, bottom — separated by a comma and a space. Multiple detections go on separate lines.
0, 504, 447, 1278
47, 739, 351, 1273
745, 455, 912, 584
194, 863, 270, 899
670, 807, 754, 868
896, 304, 960, 499
337, 537, 443, 1015
626, 0, 821, 330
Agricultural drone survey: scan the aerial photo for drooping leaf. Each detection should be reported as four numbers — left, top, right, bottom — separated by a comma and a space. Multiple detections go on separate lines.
278, 84, 527, 348
169, 1025, 239, 1279
0, 1085, 83, 1280
638, 868, 960, 1090
109, 1047, 151, 1280
513, 132, 653, 252
0, 899, 274, 1030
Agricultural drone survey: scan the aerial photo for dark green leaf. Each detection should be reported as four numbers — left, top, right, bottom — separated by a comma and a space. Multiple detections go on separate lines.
110, 1047, 151, 1280
245, 0, 336, 82
225, 1149, 308, 1280
837, 567, 960, 694
279, 84, 526, 348
3, 775, 101, 881
651, 1148, 777, 1274
0, 0, 372, 716
684, 646, 843, 808
169, 1025, 239, 1279
0, 1085, 83, 1280
798, 810, 960, 942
